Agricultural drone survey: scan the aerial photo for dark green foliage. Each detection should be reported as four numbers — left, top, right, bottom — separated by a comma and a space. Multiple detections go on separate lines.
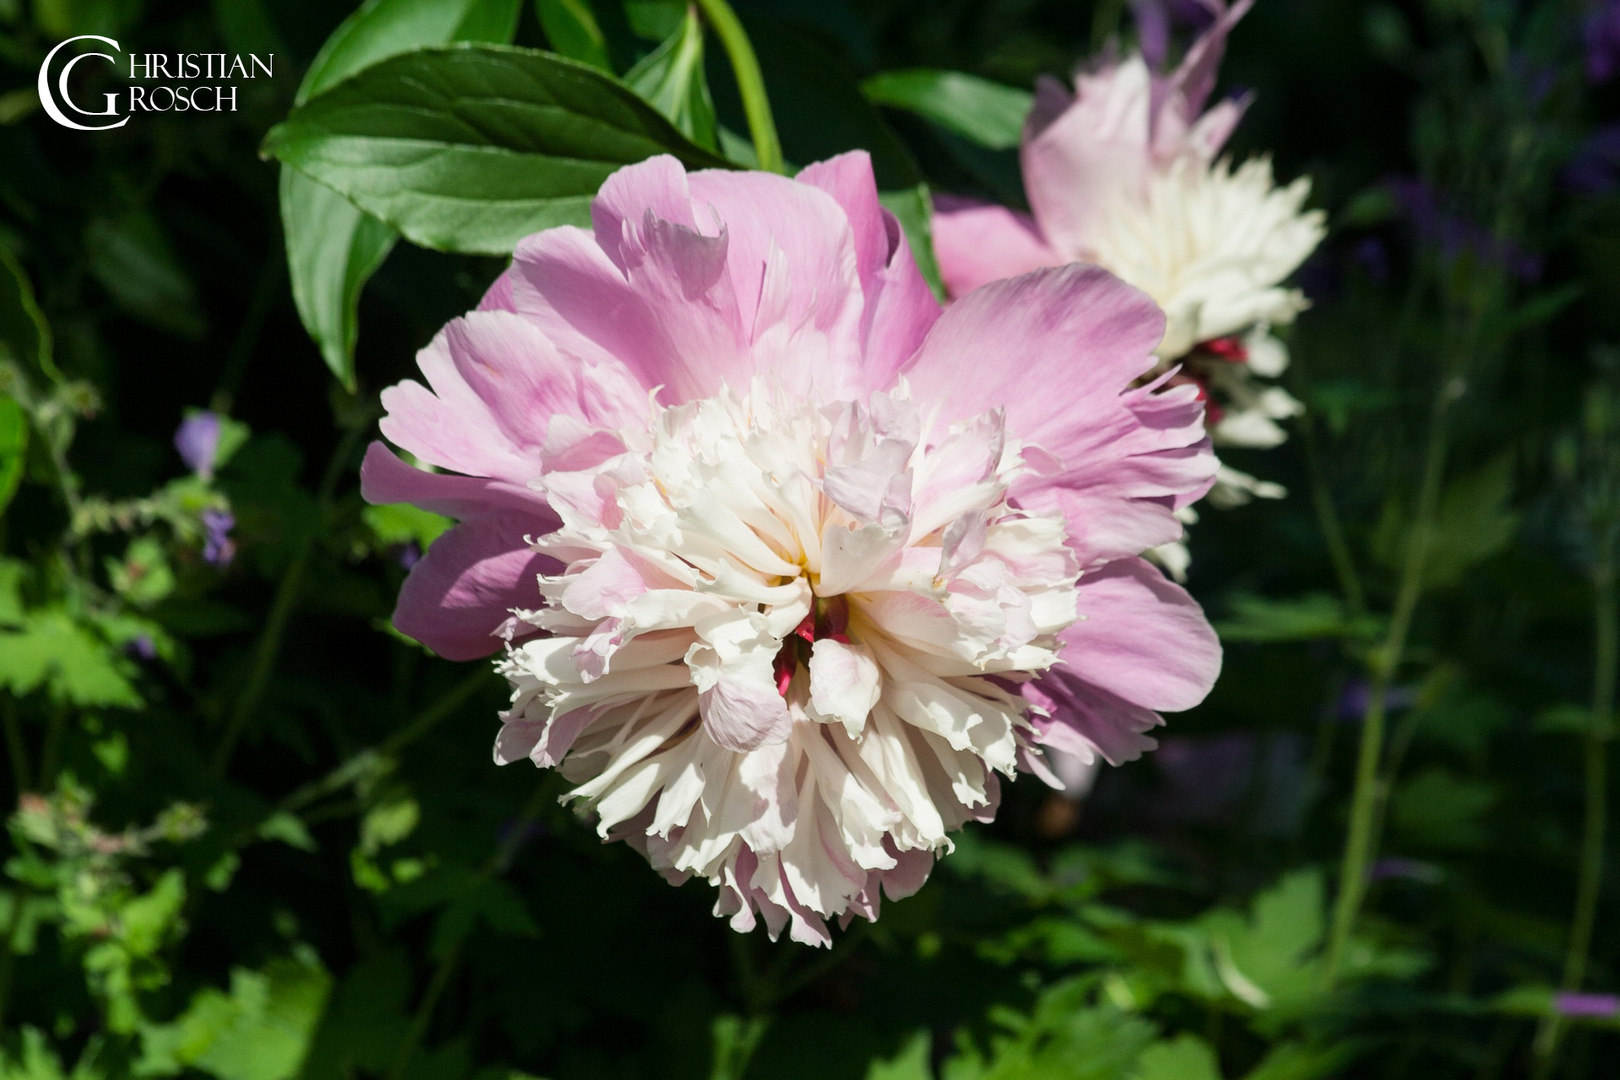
0, 0, 1617, 1077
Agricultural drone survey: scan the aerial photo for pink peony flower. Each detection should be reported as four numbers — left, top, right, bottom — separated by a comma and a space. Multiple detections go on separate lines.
933, 0, 1322, 469
363, 151, 1221, 945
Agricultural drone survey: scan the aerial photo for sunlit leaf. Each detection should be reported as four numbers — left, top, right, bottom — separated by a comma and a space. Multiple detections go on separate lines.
0, 393, 25, 516
862, 69, 1032, 150
535, 0, 611, 70
879, 185, 946, 302
280, 0, 524, 389
625, 4, 717, 151
264, 45, 731, 255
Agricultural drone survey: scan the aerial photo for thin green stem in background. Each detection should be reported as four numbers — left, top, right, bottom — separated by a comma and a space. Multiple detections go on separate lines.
3, 697, 28, 794
272, 666, 490, 820
1300, 412, 1366, 618
1324, 376, 1456, 985
694, 0, 783, 173
211, 417, 364, 777
1533, 548, 1616, 1077
386, 786, 550, 1080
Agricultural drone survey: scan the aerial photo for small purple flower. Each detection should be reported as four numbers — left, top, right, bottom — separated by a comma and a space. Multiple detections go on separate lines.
123, 635, 157, 662
1565, 125, 1620, 196
174, 412, 222, 480
1555, 991, 1620, 1018
1588, 1, 1620, 84
1367, 857, 1442, 883
1386, 177, 1542, 283
397, 541, 423, 571
1353, 237, 1390, 284
201, 509, 235, 567
1336, 679, 1418, 721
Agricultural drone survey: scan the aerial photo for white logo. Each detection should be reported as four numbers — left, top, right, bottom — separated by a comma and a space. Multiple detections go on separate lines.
39, 35, 128, 131
39, 37, 272, 129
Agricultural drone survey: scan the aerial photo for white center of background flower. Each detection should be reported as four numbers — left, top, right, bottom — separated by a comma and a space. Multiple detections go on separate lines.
493, 381, 1081, 942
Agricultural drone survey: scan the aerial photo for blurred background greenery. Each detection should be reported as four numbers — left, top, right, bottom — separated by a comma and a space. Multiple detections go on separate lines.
1, 0, 1618, 1076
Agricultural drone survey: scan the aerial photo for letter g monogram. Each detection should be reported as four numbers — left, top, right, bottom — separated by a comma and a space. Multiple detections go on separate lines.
39, 35, 128, 131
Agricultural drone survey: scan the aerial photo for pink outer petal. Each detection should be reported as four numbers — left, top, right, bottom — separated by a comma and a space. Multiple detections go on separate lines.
931, 195, 1060, 298
507, 155, 756, 404
798, 152, 941, 383
1021, 62, 1153, 257
1025, 671, 1164, 765
902, 265, 1213, 564
1061, 557, 1221, 712
359, 442, 556, 521
903, 264, 1165, 449
392, 512, 560, 661
1158, 0, 1255, 136
685, 165, 868, 398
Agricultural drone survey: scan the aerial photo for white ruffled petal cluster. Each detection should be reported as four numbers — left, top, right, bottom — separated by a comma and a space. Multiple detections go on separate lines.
492, 383, 1081, 945
1090, 157, 1326, 361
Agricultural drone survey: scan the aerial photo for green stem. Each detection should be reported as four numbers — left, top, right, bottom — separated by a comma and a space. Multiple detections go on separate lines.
694, 0, 783, 173
1324, 379, 1453, 985
0, 886, 26, 1030
388, 942, 462, 1080
1301, 412, 1366, 618
37, 703, 66, 790
3, 697, 29, 794
273, 668, 489, 819
386, 787, 549, 1078
1533, 553, 1616, 1077
211, 419, 363, 777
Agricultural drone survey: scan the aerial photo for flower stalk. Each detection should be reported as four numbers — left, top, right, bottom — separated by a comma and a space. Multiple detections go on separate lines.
1324, 374, 1457, 985
694, 0, 783, 173
1534, 538, 1617, 1076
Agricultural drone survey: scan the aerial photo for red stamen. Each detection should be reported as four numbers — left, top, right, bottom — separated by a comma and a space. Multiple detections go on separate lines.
1200, 336, 1249, 363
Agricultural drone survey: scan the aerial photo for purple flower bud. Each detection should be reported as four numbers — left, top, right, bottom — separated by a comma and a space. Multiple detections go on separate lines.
1353, 237, 1390, 284
1367, 857, 1441, 883
201, 509, 235, 568
1336, 679, 1417, 721
174, 412, 222, 480
124, 635, 157, 662
1555, 991, 1620, 1018
1565, 125, 1620, 196
398, 541, 423, 570
1588, 2, 1620, 84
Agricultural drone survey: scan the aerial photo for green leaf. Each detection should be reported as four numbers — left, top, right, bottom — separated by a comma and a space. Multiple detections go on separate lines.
1391, 768, 1495, 851
1241, 1042, 1357, 1080
360, 796, 420, 853
879, 185, 946, 302
107, 535, 176, 608
1421, 455, 1519, 587
862, 69, 1032, 150
258, 811, 318, 853
0, 245, 56, 380
535, 0, 612, 71
84, 213, 206, 340
0, 393, 25, 516
866, 1032, 933, 1080
300, 0, 525, 103
1133, 1036, 1222, 1080
138, 952, 332, 1080
1216, 593, 1382, 643
281, 0, 524, 389
281, 174, 397, 391
264, 44, 732, 255
362, 501, 450, 550
0, 610, 141, 708
625, 5, 717, 151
